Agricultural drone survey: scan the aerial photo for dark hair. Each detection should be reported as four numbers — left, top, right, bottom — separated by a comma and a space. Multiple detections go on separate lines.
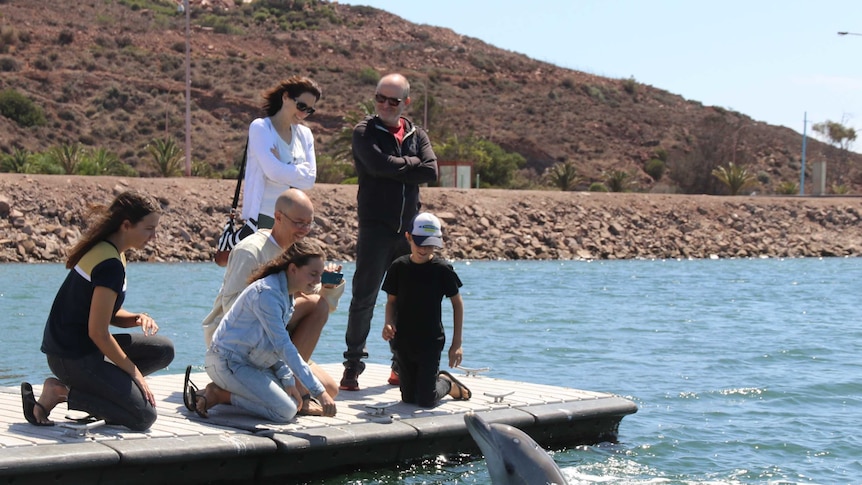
65, 191, 161, 269
262, 76, 322, 117
248, 240, 325, 284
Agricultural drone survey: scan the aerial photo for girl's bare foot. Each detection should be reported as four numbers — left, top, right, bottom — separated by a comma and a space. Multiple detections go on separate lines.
196, 382, 230, 417
34, 378, 68, 424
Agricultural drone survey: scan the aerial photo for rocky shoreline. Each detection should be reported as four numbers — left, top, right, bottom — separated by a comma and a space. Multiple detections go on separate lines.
1, 174, 861, 264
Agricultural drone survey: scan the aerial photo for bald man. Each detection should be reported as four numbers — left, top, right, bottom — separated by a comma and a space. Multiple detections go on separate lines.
202, 189, 343, 401
341, 73, 439, 391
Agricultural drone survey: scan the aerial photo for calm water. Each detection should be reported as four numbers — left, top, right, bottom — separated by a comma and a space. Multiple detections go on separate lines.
2, 258, 861, 484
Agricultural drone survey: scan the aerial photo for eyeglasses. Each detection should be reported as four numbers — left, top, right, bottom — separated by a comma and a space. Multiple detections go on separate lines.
278, 210, 316, 230
290, 98, 316, 116
374, 93, 403, 107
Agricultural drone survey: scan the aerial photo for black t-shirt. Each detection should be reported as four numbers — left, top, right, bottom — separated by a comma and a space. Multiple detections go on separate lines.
381, 255, 462, 347
41, 241, 126, 358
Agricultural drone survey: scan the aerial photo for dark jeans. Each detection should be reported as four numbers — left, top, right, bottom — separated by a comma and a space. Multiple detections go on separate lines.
47, 333, 175, 431
344, 222, 410, 373
394, 342, 450, 408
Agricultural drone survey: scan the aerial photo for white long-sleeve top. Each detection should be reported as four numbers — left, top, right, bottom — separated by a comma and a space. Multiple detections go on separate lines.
241, 117, 316, 221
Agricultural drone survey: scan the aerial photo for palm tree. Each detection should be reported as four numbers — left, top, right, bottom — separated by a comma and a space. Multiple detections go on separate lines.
546, 161, 579, 191
47, 143, 85, 174
329, 99, 375, 162
0, 148, 32, 173
146, 137, 184, 177
712, 163, 756, 195
605, 170, 631, 192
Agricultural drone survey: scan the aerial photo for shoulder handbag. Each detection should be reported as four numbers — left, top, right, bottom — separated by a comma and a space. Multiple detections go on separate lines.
215, 139, 257, 267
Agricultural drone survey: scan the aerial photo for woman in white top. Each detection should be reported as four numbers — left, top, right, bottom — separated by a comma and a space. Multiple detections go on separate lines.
243, 76, 320, 229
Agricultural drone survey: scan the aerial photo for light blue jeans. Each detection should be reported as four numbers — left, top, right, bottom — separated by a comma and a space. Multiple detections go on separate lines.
205, 347, 298, 423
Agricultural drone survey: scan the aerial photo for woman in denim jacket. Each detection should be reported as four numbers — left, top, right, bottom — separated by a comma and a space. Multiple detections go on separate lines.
185, 240, 337, 422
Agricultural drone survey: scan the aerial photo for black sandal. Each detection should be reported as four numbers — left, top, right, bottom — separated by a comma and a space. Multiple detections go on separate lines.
439, 371, 472, 401
21, 382, 54, 426
182, 366, 208, 418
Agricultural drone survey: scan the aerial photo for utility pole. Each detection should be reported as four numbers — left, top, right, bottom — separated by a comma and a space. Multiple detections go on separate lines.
800, 112, 807, 195
184, 0, 192, 177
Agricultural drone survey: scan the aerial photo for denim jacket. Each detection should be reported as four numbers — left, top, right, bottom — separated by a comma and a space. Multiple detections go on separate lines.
211, 271, 325, 397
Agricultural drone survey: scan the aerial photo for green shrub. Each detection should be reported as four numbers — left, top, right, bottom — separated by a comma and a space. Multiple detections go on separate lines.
831, 184, 850, 195
0, 26, 17, 53
116, 36, 133, 48
756, 171, 769, 185
192, 159, 215, 178
0, 56, 18, 72
0, 89, 47, 127
23, 153, 63, 174
357, 67, 379, 85
469, 53, 496, 73
57, 29, 74, 45
33, 57, 51, 70
75, 147, 136, 176
589, 182, 609, 192
644, 159, 665, 181
315, 153, 355, 184
583, 85, 605, 103
621, 76, 637, 95
776, 181, 798, 195
200, 14, 243, 35
221, 167, 240, 180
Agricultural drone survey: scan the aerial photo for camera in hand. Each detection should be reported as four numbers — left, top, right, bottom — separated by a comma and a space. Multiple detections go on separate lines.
321, 272, 343, 285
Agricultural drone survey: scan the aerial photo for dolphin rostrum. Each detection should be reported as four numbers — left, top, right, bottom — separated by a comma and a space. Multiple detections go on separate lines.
464, 413, 569, 485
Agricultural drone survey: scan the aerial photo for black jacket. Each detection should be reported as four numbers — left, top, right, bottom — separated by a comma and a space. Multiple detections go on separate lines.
352, 115, 438, 233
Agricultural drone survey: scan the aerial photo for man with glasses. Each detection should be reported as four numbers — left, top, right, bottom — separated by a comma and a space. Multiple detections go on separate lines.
202, 188, 343, 408
340, 73, 439, 391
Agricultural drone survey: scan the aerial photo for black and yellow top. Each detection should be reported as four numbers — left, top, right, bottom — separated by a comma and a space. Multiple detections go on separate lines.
41, 241, 126, 359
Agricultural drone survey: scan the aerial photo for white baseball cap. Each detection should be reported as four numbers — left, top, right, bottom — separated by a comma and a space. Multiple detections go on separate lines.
410, 212, 443, 248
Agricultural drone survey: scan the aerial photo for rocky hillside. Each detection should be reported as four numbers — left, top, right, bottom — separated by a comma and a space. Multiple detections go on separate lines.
1, 0, 859, 193
2, 174, 861, 264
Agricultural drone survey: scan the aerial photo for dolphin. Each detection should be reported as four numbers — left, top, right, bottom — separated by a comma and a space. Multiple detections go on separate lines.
464, 413, 569, 485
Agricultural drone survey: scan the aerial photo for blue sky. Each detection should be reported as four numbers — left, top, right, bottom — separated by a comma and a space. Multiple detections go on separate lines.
338, 0, 862, 143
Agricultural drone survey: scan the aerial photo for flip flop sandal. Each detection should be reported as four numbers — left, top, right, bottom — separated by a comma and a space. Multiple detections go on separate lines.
182, 365, 209, 418
66, 414, 100, 424
21, 382, 54, 426
439, 370, 472, 401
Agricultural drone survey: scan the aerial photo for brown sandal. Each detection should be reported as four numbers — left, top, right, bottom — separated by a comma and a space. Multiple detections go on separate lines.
297, 394, 324, 416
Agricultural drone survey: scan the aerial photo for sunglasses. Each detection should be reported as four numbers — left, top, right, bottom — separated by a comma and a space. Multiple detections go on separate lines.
278, 210, 316, 230
290, 98, 316, 116
374, 93, 403, 107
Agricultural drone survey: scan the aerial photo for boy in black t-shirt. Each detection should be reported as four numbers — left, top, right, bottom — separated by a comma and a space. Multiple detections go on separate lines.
381, 213, 471, 407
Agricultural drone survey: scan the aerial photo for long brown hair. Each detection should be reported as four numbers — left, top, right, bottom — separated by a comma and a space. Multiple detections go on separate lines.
65, 191, 161, 269
248, 240, 325, 284
262, 76, 322, 117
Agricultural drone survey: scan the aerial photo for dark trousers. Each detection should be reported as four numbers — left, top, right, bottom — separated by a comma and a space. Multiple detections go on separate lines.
394, 341, 450, 408
344, 222, 410, 373
47, 334, 175, 431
